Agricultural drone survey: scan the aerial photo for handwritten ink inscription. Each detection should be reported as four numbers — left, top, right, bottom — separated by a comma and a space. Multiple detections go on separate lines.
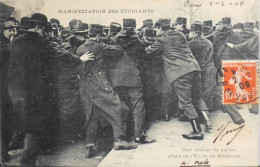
213, 122, 245, 145
180, 159, 210, 167
183, 0, 245, 8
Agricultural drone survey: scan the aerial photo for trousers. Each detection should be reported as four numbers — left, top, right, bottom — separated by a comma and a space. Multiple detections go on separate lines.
170, 71, 208, 120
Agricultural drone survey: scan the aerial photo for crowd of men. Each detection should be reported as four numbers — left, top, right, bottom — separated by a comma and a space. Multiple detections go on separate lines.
0, 2, 259, 166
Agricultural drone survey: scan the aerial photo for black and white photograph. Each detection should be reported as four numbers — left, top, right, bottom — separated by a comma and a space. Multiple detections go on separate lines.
0, 0, 259, 166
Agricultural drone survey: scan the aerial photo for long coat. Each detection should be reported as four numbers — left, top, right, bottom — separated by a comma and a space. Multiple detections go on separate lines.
233, 33, 259, 60
76, 39, 129, 126
146, 29, 201, 85
7, 32, 82, 136
103, 35, 143, 87
238, 31, 255, 43
207, 28, 242, 69
188, 36, 217, 110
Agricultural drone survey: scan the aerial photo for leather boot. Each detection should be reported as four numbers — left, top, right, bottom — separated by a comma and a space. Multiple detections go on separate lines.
182, 119, 204, 140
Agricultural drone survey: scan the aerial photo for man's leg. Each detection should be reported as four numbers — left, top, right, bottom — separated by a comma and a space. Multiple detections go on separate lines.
20, 133, 39, 166
1, 92, 14, 162
192, 72, 212, 132
128, 87, 145, 139
84, 108, 100, 158
171, 72, 203, 140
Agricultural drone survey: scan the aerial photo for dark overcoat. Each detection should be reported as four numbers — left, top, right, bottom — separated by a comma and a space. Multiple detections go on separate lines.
206, 28, 242, 69
76, 39, 129, 126
233, 33, 259, 60
238, 31, 255, 43
188, 36, 217, 110
103, 35, 143, 87
7, 32, 82, 136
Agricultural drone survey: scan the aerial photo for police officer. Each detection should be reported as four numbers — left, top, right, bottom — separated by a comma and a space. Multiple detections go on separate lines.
189, 21, 215, 131
147, 19, 207, 140
111, 19, 155, 143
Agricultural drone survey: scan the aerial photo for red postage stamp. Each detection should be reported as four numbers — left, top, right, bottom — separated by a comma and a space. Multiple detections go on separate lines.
222, 60, 259, 104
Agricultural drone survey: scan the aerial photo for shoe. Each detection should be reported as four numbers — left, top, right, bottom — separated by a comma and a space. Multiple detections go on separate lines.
234, 119, 245, 125
114, 139, 138, 150
135, 136, 156, 144
182, 119, 204, 140
164, 114, 169, 121
182, 132, 204, 140
85, 146, 95, 158
178, 114, 189, 122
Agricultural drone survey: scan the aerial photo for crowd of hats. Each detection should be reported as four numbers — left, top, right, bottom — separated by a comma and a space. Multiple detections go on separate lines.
1, 2, 259, 38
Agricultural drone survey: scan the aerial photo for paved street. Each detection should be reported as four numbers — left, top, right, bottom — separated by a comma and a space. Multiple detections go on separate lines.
99, 106, 259, 167
2, 105, 259, 167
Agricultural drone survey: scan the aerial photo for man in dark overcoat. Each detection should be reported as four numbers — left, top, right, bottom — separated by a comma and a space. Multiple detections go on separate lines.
207, 17, 245, 124
7, 13, 93, 166
76, 23, 138, 158
147, 19, 208, 140
0, 4, 18, 162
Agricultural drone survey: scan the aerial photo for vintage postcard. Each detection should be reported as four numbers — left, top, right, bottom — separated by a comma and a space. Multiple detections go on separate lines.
0, 0, 259, 166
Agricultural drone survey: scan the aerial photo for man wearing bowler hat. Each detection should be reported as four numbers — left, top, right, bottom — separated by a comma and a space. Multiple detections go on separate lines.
7, 13, 94, 166
147, 18, 208, 140
207, 17, 245, 125
188, 21, 215, 131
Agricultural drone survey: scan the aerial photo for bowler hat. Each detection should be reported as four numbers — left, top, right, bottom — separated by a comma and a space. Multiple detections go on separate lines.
109, 22, 122, 35
20, 17, 30, 29
74, 23, 88, 34
0, 3, 14, 23
28, 13, 48, 28
142, 19, 153, 28
221, 17, 231, 27
244, 22, 254, 31
89, 24, 103, 37
175, 17, 187, 25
